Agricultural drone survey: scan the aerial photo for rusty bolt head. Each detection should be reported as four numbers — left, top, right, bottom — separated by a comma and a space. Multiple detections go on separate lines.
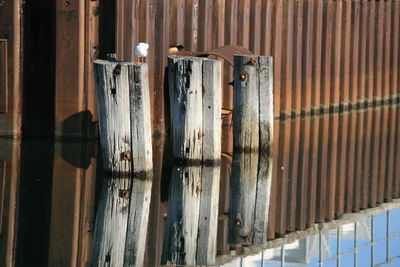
121, 151, 131, 161
64, 1, 70, 7
249, 58, 257, 66
119, 189, 130, 199
235, 219, 242, 226
240, 72, 247, 81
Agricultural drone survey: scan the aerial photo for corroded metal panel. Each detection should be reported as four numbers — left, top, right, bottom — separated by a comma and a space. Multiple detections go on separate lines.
0, 39, 7, 113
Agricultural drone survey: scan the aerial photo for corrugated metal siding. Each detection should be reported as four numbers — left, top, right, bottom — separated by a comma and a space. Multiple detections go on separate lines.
111, 0, 400, 136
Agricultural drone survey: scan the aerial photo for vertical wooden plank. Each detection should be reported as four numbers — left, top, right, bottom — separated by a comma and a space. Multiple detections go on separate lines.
162, 165, 219, 266
168, 56, 203, 160
233, 55, 265, 151
123, 175, 153, 267
202, 59, 222, 161
196, 166, 220, 264
129, 64, 154, 172
93, 60, 132, 173
0, 40, 7, 113
259, 56, 274, 152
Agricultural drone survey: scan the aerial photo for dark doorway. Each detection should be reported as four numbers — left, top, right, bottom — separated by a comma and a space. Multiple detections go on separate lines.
22, 0, 55, 137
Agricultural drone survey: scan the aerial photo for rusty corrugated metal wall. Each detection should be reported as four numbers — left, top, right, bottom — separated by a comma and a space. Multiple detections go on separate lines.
1, 0, 400, 138
114, 0, 400, 136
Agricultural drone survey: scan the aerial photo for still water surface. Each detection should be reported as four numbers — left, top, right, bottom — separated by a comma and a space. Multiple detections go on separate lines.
0, 105, 399, 266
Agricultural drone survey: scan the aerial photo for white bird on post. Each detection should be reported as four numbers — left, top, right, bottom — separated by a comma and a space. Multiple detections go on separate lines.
134, 42, 149, 63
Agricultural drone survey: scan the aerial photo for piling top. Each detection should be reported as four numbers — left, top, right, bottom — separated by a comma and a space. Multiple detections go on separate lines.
93, 59, 147, 66
168, 55, 220, 63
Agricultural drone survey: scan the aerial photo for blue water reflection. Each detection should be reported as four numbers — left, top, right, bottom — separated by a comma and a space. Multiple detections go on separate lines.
221, 208, 400, 267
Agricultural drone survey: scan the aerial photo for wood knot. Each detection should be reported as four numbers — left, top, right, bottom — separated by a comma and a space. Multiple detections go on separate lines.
235, 219, 242, 226
120, 151, 131, 161
248, 58, 257, 66
119, 189, 130, 199
240, 72, 247, 81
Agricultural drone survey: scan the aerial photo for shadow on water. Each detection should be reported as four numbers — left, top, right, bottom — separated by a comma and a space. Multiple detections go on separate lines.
0, 105, 400, 266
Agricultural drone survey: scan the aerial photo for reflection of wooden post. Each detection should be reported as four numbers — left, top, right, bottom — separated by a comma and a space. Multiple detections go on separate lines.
162, 165, 220, 265
168, 56, 221, 162
229, 152, 272, 245
91, 60, 153, 267
233, 55, 273, 152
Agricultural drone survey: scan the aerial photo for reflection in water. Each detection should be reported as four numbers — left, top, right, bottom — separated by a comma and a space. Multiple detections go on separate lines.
229, 153, 272, 246
161, 164, 220, 266
227, 208, 400, 267
0, 106, 400, 266
90, 171, 152, 267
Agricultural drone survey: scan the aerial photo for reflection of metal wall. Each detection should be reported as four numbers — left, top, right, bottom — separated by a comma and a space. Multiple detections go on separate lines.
0, 1, 22, 136
268, 106, 400, 239
232, 208, 400, 267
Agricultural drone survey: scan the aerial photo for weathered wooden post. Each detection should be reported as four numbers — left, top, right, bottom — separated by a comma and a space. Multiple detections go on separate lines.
161, 164, 220, 265
90, 60, 153, 267
229, 55, 273, 245
168, 56, 221, 162
233, 55, 273, 152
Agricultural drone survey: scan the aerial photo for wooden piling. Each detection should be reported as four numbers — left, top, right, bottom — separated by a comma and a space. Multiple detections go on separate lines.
91, 60, 153, 267
168, 56, 221, 163
229, 152, 272, 245
233, 55, 273, 152
161, 165, 220, 265
93, 60, 153, 173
